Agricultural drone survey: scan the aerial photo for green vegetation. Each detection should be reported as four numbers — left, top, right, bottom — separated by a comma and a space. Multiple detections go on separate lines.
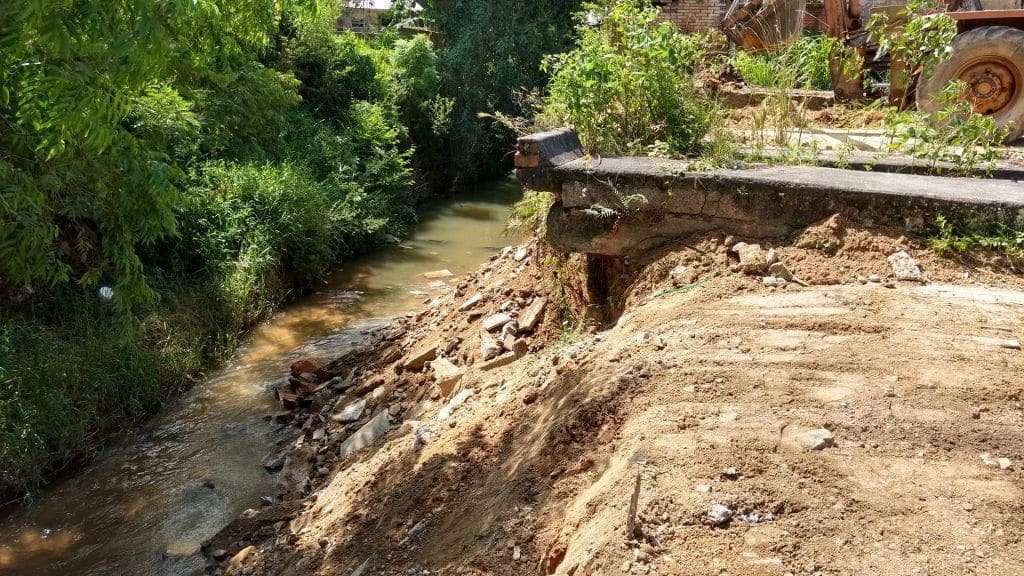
0, 0, 465, 495
733, 34, 840, 91
542, 0, 715, 156
426, 0, 581, 186
929, 215, 1024, 267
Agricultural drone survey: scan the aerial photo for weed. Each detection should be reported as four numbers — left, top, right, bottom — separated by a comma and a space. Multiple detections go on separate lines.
928, 214, 1024, 268
508, 191, 555, 235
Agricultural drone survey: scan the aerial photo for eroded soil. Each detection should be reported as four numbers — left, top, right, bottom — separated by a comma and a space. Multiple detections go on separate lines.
208, 223, 1024, 576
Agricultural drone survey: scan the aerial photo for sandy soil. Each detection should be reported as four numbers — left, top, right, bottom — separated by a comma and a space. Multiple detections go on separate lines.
206, 223, 1024, 576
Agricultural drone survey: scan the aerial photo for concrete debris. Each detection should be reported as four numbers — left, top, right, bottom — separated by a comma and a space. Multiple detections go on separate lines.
518, 297, 547, 333
482, 313, 514, 332
404, 343, 438, 371
732, 243, 769, 274
888, 251, 926, 282
338, 412, 391, 459
332, 398, 366, 423
431, 357, 465, 392
480, 352, 518, 371
459, 293, 483, 311
480, 331, 504, 361
707, 504, 733, 527
768, 261, 807, 286
438, 389, 474, 421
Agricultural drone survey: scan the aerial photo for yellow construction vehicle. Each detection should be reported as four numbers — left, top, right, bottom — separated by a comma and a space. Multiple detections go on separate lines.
721, 0, 1024, 141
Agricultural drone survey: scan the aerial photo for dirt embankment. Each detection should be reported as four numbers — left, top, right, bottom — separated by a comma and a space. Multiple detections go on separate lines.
205, 216, 1024, 576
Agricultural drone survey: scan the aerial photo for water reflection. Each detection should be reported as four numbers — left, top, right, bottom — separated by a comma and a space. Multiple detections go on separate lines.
0, 180, 521, 576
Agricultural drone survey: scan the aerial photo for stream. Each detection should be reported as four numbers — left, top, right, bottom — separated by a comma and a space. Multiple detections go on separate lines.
0, 180, 522, 576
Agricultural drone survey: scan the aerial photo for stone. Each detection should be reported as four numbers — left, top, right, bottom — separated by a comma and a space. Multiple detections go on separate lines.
766, 248, 779, 265
431, 357, 465, 393
482, 313, 513, 332
514, 247, 529, 262
888, 251, 926, 282
513, 546, 522, 561
512, 338, 530, 357
338, 412, 391, 459
459, 293, 483, 312
480, 352, 518, 371
212, 549, 229, 561
480, 331, 504, 361
795, 428, 834, 451
438, 389, 474, 421
868, 274, 882, 283
333, 398, 366, 423
228, 546, 255, 569
732, 243, 769, 274
403, 343, 437, 371
669, 264, 697, 285
290, 358, 322, 378
422, 269, 453, 279
350, 559, 370, 576
262, 454, 286, 473
518, 297, 548, 333
762, 276, 787, 287
707, 504, 733, 527
768, 262, 795, 282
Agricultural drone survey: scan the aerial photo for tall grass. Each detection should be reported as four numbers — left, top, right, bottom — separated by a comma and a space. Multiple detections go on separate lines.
733, 34, 836, 91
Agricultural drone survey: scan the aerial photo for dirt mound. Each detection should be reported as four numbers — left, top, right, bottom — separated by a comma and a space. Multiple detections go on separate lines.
206, 224, 1024, 576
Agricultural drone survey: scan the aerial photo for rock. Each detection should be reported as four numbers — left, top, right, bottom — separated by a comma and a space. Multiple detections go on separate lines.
289, 358, 322, 378
512, 338, 530, 357
480, 352, 518, 371
350, 559, 370, 576
768, 262, 794, 282
795, 428, 834, 451
422, 269, 453, 280
212, 549, 229, 561
868, 274, 882, 283
438, 389, 474, 421
431, 357, 465, 394
695, 484, 712, 493
669, 264, 697, 286
403, 343, 437, 371
523, 390, 539, 405
459, 293, 483, 312
502, 332, 517, 352
383, 234, 402, 245
766, 248, 779, 265
482, 313, 513, 332
518, 297, 548, 333
480, 331, 504, 361
732, 243, 769, 274
981, 453, 1014, 470
338, 412, 391, 459
888, 251, 925, 282
262, 454, 286, 473
512, 546, 522, 561
333, 398, 366, 423
228, 546, 255, 569
762, 276, 787, 287
514, 247, 529, 262
707, 504, 733, 527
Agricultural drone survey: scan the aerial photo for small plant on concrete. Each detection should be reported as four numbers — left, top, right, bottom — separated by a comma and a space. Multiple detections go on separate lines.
542, 0, 714, 156
883, 81, 1007, 175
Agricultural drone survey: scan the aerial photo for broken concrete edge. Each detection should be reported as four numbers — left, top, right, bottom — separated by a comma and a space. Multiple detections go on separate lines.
715, 85, 835, 111
514, 129, 1024, 257
744, 147, 1024, 181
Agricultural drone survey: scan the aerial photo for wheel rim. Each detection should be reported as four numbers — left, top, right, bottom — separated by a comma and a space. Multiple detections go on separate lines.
956, 57, 1020, 116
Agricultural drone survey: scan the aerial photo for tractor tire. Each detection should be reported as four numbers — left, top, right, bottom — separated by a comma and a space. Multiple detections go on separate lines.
916, 26, 1024, 143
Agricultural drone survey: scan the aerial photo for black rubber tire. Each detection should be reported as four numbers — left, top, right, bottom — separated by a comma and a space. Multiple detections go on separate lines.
916, 26, 1024, 143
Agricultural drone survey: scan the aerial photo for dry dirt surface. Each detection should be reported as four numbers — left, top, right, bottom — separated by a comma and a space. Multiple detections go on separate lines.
210, 227, 1024, 576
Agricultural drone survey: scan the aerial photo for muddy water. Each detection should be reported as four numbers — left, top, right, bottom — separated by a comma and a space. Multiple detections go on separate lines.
0, 180, 522, 576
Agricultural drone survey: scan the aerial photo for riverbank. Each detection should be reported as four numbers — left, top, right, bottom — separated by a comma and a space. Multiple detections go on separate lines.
0, 182, 523, 574
207, 219, 1024, 576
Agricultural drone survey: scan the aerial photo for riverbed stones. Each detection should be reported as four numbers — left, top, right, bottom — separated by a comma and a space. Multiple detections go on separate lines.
338, 412, 391, 459
518, 297, 547, 333
422, 269, 453, 280
332, 398, 366, 423
888, 251, 925, 282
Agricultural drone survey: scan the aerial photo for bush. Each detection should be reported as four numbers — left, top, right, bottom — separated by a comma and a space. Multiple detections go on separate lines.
733, 34, 838, 91
542, 0, 714, 156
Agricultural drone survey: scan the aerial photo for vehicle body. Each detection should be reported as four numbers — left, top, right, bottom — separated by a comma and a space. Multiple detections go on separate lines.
721, 0, 1024, 141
